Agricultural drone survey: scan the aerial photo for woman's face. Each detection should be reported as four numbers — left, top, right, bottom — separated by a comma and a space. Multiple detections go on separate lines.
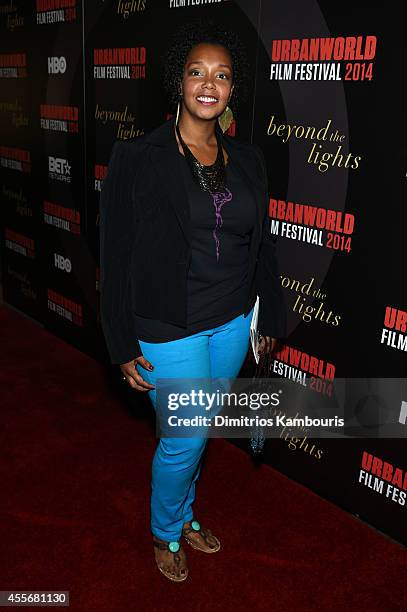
180, 42, 234, 121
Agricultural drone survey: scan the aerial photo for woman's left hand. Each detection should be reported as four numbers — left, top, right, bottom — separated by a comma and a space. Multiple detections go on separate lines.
257, 335, 278, 357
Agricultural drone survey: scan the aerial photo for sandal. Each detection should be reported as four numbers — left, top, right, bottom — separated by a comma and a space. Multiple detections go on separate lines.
152, 536, 189, 582
182, 519, 221, 553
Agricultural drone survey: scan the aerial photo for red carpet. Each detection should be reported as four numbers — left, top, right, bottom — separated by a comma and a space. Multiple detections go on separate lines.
1, 303, 406, 612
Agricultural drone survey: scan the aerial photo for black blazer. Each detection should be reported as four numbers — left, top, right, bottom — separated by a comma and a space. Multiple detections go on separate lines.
99, 115, 286, 365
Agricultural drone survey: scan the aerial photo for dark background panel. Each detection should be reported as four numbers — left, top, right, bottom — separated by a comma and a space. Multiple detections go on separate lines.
0, 0, 405, 547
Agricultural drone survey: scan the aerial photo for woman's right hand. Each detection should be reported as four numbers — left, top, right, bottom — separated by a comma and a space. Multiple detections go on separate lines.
120, 356, 155, 391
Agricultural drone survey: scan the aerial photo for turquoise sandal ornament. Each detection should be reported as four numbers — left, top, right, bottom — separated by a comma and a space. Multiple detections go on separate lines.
168, 541, 180, 553
182, 518, 221, 553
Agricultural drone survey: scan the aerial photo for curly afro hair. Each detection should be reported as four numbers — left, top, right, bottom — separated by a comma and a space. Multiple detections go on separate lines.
162, 17, 250, 119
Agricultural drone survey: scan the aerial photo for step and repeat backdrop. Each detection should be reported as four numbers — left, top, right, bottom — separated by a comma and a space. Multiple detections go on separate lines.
1, 1, 406, 546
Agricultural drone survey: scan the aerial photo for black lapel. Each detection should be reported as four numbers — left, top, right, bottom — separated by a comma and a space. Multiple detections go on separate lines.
222, 131, 263, 243
145, 115, 262, 245
146, 117, 190, 243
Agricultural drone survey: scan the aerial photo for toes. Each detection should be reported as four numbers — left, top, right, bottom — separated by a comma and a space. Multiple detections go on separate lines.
174, 564, 187, 578
205, 534, 219, 549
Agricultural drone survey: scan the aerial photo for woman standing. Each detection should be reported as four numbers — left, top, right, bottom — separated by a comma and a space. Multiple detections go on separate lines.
99, 19, 286, 582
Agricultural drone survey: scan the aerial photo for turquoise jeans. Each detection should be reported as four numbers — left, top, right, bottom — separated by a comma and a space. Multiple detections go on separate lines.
137, 307, 254, 541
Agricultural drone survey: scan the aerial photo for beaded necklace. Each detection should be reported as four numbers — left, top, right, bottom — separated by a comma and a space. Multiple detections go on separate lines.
175, 121, 226, 193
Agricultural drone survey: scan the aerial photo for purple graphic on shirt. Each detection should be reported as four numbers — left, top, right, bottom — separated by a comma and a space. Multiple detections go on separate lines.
209, 187, 233, 261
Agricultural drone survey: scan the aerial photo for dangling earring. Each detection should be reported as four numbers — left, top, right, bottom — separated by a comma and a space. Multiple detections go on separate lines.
175, 85, 182, 126
175, 98, 181, 125
218, 105, 234, 133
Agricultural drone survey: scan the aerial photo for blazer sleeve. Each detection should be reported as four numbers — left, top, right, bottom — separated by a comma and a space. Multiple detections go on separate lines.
251, 143, 287, 339
99, 140, 143, 364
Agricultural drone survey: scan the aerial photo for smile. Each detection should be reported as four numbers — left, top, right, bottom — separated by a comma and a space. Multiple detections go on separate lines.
196, 95, 218, 105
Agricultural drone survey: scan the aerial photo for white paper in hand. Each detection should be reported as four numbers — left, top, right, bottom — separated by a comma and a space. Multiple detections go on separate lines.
250, 295, 261, 364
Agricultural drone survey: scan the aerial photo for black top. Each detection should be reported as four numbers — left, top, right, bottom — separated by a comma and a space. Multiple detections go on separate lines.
133, 151, 257, 342
99, 117, 287, 365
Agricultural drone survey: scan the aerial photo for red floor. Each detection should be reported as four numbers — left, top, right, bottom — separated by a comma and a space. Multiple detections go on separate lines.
1, 303, 406, 612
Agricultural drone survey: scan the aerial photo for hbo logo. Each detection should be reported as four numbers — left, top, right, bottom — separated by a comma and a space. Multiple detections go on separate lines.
54, 253, 72, 272
48, 56, 67, 74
